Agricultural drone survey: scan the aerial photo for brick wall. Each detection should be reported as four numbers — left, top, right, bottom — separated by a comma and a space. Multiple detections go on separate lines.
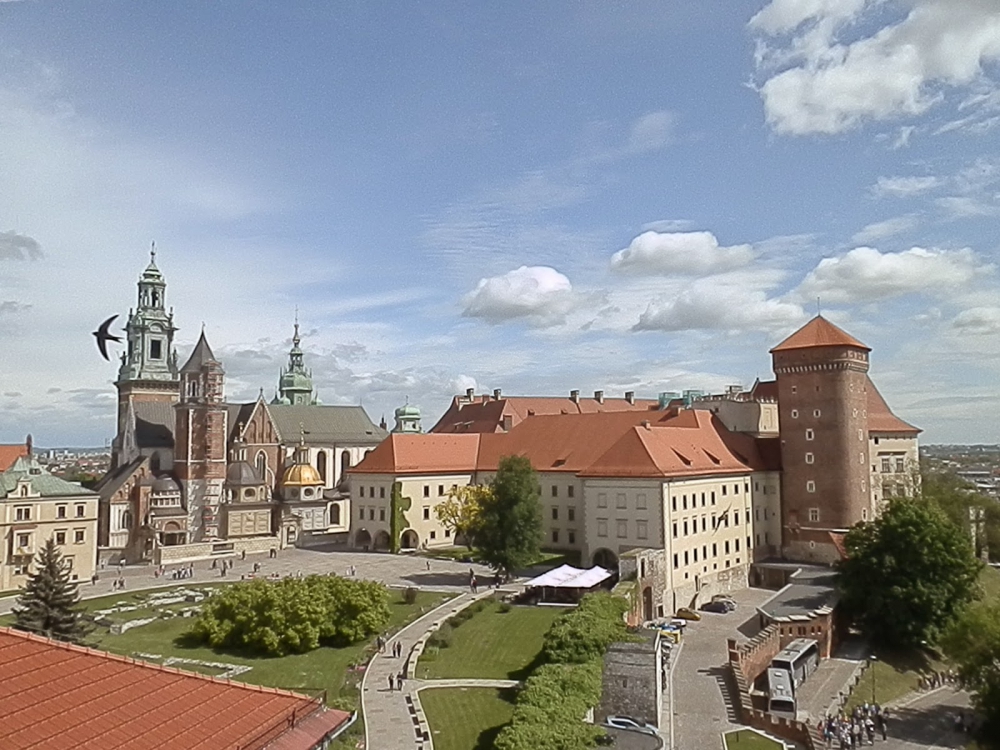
598, 638, 661, 727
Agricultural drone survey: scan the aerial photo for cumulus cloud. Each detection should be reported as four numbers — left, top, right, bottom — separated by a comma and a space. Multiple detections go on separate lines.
750, 0, 1000, 135
872, 175, 941, 198
796, 246, 986, 303
0, 230, 42, 260
633, 283, 806, 333
936, 195, 1000, 218
610, 231, 755, 276
462, 266, 577, 325
951, 306, 1000, 334
851, 215, 919, 244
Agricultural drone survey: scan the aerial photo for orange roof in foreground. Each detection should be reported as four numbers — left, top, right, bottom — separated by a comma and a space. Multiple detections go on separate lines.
355, 408, 767, 480
431, 395, 659, 433
0, 443, 29, 472
0, 627, 349, 750
771, 316, 870, 353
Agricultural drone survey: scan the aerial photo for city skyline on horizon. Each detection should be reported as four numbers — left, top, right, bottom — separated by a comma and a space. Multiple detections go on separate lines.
2, 0, 999, 446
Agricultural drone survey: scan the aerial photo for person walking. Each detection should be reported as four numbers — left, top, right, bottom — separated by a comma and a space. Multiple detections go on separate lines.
397, 672, 404, 691
387, 674, 394, 692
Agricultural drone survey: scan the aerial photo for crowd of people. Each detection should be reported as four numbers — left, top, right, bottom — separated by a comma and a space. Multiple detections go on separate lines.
821, 703, 888, 748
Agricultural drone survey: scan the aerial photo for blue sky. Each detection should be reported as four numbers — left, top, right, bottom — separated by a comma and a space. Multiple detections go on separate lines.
1, 0, 999, 446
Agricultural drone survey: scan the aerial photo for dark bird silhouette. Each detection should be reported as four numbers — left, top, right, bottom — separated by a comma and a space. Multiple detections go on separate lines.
92, 315, 122, 360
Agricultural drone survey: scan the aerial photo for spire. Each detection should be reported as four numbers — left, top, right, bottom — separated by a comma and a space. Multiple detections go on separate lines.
181, 330, 218, 373
150, 241, 156, 264
274, 314, 315, 406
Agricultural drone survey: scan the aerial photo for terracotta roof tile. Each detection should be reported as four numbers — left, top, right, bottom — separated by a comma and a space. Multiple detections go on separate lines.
430, 395, 658, 433
0, 442, 29, 472
0, 627, 350, 750
866, 378, 920, 434
770, 316, 870, 353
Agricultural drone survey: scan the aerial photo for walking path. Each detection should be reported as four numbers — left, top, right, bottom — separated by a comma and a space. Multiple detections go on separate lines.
361, 589, 503, 750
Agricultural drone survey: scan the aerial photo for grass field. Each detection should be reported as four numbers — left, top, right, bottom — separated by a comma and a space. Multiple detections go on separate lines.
416, 599, 563, 680
4, 585, 450, 706
421, 687, 517, 750
723, 729, 786, 749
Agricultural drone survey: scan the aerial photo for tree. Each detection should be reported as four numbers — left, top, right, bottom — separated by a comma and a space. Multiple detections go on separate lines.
838, 497, 982, 648
435, 484, 489, 549
923, 470, 1000, 562
941, 600, 1000, 738
475, 455, 543, 577
12, 537, 92, 643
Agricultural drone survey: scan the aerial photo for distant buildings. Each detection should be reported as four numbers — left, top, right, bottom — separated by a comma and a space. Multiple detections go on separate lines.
94, 252, 386, 565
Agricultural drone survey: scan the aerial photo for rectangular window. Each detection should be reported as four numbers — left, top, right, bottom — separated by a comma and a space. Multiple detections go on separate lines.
616, 493, 627, 509
895, 457, 905, 473
74, 529, 85, 544
358, 507, 364, 520
423, 486, 430, 497
672, 496, 677, 512
805, 452, 814, 464
567, 485, 575, 498
814, 409, 821, 418
806, 480, 816, 493
369, 487, 375, 498
881, 457, 891, 473
616, 519, 628, 538
368, 508, 375, 520
359, 486, 365, 498
734, 484, 739, 495
430, 530, 436, 540
672, 522, 678, 538
636, 493, 647, 510
636, 520, 648, 539
806, 429, 815, 441
423, 507, 430, 520
438, 485, 445, 496
684, 551, 689, 566
724, 540, 730, 555
683, 520, 688, 535
568, 507, 575, 522
791, 409, 799, 418
568, 531, 576, 544
597, 519, 608, 537
809, 507, 820, 523
150, 339, 162, 359
379, 508, 386, 522
722, 485, 727, 496
552, 485, 558, 497
673, 553, 679, 568
380, 487, 386, 499
17, 533, 30, 548
733, 510, 739, 525
15, 507, 31, 521
693, 548, 698, 562
57, 505, 66, 519
735, 538, 740, 552
445, 528, 451, 537
552, 529, 560, 543
712, 542, 717, 556
552, 507, 559, 520
597, 493, 607, 508
55, 531, 66, 545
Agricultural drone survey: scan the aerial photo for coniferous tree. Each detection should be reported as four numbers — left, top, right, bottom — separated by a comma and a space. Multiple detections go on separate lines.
12, 537, 92, 643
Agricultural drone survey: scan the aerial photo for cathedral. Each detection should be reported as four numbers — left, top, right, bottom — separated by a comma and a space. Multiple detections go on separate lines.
95, 252, 387, 565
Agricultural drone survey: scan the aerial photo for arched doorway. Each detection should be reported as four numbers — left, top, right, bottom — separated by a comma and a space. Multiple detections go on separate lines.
592, 548, 618, 570
642, 586, 654, 623
374, 530, 392, 550
354, 529, 372, 550
400, 529, 419, 550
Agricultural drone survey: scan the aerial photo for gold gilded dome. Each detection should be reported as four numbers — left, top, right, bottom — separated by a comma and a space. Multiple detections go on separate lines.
281, 462, 322, 486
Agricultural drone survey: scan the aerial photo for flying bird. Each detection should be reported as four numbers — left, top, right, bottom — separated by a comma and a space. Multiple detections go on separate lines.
92, 315, 122, 360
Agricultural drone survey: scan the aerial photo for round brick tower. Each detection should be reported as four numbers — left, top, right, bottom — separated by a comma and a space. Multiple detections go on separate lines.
771, 316, 872, 563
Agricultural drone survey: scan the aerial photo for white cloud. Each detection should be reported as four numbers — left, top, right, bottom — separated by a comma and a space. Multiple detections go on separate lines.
851, 214, 919, 244
951, 306, 1000, 334
641, 219, 694, 232
872, 175, 941, 197
462, 266, 577, 325
633, 282, 807, 333
0, 230, 42, 260
796, 246, 987, 303
936, 195, 1000, 218
751, 0, 1000, 135
610, 231, 755, 276
627, 110, 675, 153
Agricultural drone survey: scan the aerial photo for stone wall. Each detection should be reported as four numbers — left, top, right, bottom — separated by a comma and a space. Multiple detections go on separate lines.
598, 636, 662, 727
155, 535, 278, 564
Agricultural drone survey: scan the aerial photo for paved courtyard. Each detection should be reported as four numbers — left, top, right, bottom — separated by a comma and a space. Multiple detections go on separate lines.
0, 546, 496, 615
880, 688, 973, 750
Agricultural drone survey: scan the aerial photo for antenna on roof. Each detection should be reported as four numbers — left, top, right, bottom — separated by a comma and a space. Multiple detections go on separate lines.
816, 297, 822, 316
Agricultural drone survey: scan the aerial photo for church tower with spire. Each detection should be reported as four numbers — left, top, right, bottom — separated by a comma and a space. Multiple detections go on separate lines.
113, 246, 179, 467
272, 320, 318, 406
173, 330, 227, 541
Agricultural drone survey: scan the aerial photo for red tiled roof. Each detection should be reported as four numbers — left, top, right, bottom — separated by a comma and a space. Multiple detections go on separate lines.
749, 379, 778, 402
352, 433, 483, 475
770, 316, 870, 353
828, 532, 848, 560
866, 378, 921, 434
0, 443, 29, 472
0, 627, 350, 750
430, 395, 659, 433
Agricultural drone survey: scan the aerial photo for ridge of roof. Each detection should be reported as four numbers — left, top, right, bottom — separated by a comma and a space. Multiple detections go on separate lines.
771, 315, 870, 353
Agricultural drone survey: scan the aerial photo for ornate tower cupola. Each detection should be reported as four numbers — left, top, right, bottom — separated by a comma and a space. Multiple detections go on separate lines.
393, 400, 423, 434
272, 319, 318, 406
117, 244, 179, 385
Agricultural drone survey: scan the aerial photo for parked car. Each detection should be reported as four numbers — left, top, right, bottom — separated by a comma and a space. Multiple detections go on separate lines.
601, 716, 659, 736
675, 607, 702, 621
711, 593, 736, 606
701, 600, 732, 614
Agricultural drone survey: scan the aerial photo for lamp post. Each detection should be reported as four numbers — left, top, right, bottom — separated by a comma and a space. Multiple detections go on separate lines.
871, 655, 878, 705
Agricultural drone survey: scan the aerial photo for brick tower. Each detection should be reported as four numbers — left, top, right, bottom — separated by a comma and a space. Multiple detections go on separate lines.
771, 316, 872, 563
112, 246, 179, 468
174, 331, 227, 541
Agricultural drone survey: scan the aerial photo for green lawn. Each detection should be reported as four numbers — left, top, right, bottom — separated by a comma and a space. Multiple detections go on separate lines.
845, 647, 949, 711
416, 599, 563, 680
723, 729, 786, 749
421, 687, 517, 750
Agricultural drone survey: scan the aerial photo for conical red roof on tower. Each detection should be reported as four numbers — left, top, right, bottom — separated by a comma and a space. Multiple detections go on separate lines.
770, 315, 870, 353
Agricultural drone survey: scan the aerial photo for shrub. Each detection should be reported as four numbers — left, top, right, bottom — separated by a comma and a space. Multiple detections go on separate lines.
402, 586, 419, 605
542, 592, 629, 664
498, 601, 512, 614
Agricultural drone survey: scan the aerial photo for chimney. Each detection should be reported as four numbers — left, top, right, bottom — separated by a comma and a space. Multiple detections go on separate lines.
625, 391, 635, 405
465, 387, 475, 400
25, 433, 32, 457
493, 388, 502, 401
594, 390, 604, 404
501, 415, 513, 432
570, 389, 580, 403
641, 420, 651, 430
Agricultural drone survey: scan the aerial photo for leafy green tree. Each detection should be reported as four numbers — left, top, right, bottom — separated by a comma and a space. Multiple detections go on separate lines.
476, 455, 543, 577
941, 599, 1000, 738
188, 575, 390, 655
12, 537, 92, 643
838, 497, 981, 648
923, 470, 1000, 562
435, 484, 489, 550
542, 592, 629, 664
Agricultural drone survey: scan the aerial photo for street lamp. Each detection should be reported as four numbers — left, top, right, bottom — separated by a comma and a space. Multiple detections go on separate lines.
871, 655, 878, 705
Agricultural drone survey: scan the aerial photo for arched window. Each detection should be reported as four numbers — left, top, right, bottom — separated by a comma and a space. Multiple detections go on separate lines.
340, 451, 351, 483
256, 451, 268, 481
330, 503, 341, 526
317, 450, 327, 484
122, 510, 132, 529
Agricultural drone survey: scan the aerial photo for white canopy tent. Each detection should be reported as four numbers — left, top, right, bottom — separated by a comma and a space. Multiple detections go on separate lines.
524, 565, 614, 602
